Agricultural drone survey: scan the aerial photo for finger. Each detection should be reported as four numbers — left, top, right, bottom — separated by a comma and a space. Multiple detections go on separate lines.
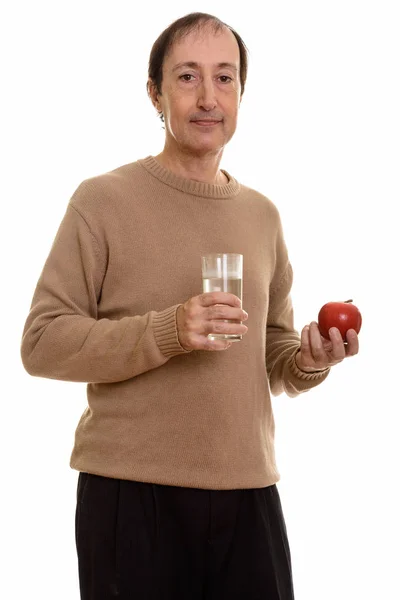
204, 336, 233, 351
309, 321, 328, 366
208, 305, 247, 323
200, 292, 242, 308
345, 329, 359, 356
300, 324, 312, 360
206, 319, 248, 336
186, 331, 233, 352
328, 327, 346, 361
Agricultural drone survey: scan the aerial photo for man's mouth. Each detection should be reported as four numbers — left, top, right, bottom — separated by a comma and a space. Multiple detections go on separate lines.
191, 119, 222, 126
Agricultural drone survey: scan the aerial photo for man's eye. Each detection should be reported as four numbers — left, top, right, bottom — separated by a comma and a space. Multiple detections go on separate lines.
179, 74, 233, 83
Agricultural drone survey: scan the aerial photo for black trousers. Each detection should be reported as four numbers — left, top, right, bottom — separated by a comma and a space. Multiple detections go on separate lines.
75, 473, 295, 599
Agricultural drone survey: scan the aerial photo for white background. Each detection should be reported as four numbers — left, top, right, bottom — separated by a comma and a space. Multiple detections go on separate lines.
2, 1, 399, 598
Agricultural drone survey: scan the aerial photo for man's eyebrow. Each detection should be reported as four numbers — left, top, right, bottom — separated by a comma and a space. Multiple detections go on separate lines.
171, 61, 238, 73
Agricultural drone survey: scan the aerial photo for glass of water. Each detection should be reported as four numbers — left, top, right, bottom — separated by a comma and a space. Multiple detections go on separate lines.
201, 253, 243, 342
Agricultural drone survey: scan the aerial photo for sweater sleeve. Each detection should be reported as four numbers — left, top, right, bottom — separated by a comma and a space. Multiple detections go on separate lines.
20, 202, 191, 384
265, 217, 330, 398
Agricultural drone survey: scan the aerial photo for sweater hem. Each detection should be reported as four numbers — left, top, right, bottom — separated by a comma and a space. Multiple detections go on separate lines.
288, 353, 330, 379
69, 460, 281, 491
152, 304, 193, 357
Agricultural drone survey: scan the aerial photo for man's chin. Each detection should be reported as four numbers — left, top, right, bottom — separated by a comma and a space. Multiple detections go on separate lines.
183, 138, 226, 156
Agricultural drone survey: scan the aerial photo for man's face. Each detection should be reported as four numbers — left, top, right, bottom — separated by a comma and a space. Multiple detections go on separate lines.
154, 26, 242, 156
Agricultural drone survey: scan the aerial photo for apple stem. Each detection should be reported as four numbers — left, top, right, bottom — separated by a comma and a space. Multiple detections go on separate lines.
344, 299, 353, 303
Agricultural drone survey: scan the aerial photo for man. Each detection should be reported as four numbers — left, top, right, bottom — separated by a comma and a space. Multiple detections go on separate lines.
21, 12, 359, 600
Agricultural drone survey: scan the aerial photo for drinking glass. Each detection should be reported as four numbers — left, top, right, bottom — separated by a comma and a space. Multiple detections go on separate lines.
201, 253, 243, 341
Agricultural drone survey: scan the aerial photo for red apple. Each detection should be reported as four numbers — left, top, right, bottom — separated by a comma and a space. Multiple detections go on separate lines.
318, 299, 362, 341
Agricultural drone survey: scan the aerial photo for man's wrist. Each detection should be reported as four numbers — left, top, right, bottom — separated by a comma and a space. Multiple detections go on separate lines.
295, 350, 329, 373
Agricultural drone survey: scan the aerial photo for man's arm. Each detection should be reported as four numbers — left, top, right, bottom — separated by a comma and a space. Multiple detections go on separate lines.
20, 203, 190, 384
264, 206, 331, 397
265, 261, 330, 398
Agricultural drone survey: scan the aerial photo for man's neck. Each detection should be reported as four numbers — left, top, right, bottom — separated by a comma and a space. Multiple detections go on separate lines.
154, 150, 228, 185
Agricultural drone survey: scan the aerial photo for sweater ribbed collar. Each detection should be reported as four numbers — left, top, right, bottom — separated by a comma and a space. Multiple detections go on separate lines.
138, 155, 241, 199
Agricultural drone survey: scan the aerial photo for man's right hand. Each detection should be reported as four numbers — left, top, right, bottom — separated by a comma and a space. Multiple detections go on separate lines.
176, 292, 248, 352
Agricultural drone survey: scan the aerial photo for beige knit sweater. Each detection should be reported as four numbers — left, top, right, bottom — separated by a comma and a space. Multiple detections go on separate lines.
21, 156, 330, 490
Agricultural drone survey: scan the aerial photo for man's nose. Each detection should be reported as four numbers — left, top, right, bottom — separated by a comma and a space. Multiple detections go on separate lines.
197, 78, 217, 111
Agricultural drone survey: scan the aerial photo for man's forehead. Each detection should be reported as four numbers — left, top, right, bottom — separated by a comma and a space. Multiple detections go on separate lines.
165, 27, 240, 68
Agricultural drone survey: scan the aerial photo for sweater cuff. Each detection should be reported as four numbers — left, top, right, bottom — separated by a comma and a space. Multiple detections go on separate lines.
288, 352, 331, 381
152, 304, 193, 358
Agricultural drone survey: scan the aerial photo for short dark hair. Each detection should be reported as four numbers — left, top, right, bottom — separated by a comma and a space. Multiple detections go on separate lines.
147, 12, 249, 122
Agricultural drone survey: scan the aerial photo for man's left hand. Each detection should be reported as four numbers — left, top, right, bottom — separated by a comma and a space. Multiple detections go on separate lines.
295, 321, 359, 373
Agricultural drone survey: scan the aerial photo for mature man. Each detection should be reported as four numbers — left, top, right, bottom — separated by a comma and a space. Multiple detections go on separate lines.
21, 12, 359, 600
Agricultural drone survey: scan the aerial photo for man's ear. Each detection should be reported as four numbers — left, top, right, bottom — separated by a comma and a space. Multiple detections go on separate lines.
147, 79, 162, 111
